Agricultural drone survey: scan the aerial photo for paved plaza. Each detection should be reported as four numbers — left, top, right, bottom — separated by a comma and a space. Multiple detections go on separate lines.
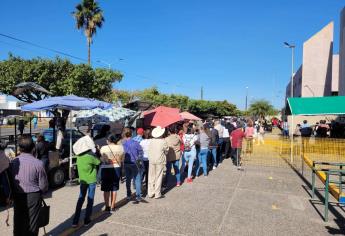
1, 158, 345, 236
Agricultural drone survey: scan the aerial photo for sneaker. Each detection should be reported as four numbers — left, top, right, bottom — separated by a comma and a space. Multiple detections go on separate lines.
126, 196, 132, 201
186, 178, 193, 183
104, 206, 111, 212
176, 182, 181, 187
84, 220, 91, 226
213, 166, 217, 170
111, 207, 118, 212
155, 195, 165, 199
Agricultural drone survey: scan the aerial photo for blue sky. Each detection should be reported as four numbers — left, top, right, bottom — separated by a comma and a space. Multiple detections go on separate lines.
0, 0, 344, 109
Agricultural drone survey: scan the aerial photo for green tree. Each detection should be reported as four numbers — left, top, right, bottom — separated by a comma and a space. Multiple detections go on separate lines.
0, 55, 122, 101
72, 0, 104, 64
248, 99, 276, 119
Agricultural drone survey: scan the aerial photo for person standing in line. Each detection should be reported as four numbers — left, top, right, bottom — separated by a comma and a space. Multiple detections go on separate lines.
178, 128, 185, 173
222, 121, 231, 159
182, 127, 199, 183
196, 125, 210, 177
139, 129, 151, 195
35, 134, 50, 170
133, 128, 144, 143
122, 128, 145, 203
244, 119, 254, 154
100, 134, 124, 212
165, 127, 182, 187
208, 124, 219, 169
10, 135, 48, 236
230, 122, 245, 170
214, 120, 224, 164
147, 126, 169, 198
72, 136, 100, 227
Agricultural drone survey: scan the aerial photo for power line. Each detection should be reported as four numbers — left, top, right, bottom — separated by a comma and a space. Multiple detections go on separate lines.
0, 32, 88, 63
0, 32, 195, 91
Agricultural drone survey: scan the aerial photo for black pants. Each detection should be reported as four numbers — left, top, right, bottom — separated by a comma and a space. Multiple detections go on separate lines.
13, 192, 41, 236
223, 138, 231, 158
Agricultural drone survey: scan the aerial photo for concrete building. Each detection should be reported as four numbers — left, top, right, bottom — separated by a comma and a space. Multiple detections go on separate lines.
332, 54, 339, 95
286, 22, 336, 98
339, 7, 345, 95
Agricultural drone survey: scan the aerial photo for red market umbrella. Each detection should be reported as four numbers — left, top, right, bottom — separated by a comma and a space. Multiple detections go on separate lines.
144, 106, 181, 128
180, 111, 201, 121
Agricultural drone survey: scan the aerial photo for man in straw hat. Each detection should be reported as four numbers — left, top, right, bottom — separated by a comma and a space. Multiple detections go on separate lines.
72, 136, 100, 227
148, 126, 169, 199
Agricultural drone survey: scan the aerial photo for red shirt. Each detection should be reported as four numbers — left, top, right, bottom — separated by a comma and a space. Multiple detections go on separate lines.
230, 128, 245, 148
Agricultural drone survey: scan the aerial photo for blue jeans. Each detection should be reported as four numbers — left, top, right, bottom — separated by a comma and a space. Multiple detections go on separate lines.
196, 149, 208, 176
73, 183, 96, 224
182, 149, 196, 179
124, 164, 142, 200
209, 147, 217, 167
166, 160, 181, 184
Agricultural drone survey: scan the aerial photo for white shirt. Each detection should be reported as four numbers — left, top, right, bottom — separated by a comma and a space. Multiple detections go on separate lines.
183, 133, 199, 150
140, 139, 151, 161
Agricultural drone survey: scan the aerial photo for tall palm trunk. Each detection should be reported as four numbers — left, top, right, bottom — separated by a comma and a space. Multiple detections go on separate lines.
87, 37, 91, 65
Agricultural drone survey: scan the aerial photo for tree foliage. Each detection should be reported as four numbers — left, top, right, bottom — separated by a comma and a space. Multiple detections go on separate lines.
0, 55, 122, 101
248, 99, 277, 118
112, 87, 239, 117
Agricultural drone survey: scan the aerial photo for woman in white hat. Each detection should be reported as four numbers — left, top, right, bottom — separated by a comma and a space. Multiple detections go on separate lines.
72, 136, 100, 227
148, 126, 169, 199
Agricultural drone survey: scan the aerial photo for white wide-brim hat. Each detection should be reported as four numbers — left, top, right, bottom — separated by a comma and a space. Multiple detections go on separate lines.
152, 126, 166, 138
73, 135, 96, 155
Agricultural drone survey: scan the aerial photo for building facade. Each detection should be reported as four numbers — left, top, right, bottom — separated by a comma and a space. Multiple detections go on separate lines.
339, 7, 345, 95
286, 22, 338, 99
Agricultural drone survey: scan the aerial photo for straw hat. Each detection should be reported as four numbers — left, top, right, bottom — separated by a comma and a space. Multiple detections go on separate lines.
152, 126, 165, 138
73, 135, 96, 155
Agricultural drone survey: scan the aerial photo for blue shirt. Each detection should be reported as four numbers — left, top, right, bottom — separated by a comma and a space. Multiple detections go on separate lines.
301, 123, 310, 129
133, 135, 143, 143
123, 139, 143, 164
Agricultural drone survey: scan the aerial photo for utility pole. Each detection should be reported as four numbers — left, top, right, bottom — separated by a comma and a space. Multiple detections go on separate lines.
201, 86, 204, 100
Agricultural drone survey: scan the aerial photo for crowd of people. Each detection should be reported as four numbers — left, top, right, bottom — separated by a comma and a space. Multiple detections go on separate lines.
0, 116, 269, 235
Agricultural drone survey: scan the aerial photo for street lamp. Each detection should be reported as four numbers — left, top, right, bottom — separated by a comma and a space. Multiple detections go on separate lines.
304, 85, 315, 97
245, 86, 249, 111
284, 42, 295, 98
284, 42, 295, 163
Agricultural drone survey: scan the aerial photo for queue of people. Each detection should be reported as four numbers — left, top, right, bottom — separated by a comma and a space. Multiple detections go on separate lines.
0, 117, 250, 235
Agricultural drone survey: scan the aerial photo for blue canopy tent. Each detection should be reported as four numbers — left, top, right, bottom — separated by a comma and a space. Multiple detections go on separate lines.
21, 95, 112, 111
21, 95, 112, 183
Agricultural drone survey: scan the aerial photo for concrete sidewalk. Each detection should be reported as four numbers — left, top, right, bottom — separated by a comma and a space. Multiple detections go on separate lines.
1, 158, 345, 235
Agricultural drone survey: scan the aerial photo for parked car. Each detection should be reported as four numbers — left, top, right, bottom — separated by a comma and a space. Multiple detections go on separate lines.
49, 128, 85, 187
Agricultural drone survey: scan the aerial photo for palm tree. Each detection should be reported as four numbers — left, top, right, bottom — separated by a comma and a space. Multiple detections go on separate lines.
248, 99, 276, 120
72, 0, 104, 65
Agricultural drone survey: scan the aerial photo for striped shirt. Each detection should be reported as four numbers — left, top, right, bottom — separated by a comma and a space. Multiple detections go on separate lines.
10, 153, 48, 193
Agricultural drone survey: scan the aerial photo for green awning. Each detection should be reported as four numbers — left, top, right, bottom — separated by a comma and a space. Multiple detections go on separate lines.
287, 96, 345, 115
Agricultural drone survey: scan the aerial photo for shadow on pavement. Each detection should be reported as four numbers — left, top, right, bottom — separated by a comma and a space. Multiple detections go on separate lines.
282, 157, 345, 234
47, 202, 105, 235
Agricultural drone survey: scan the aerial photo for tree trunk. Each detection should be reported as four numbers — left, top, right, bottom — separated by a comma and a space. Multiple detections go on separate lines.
87, 37, 91, 65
